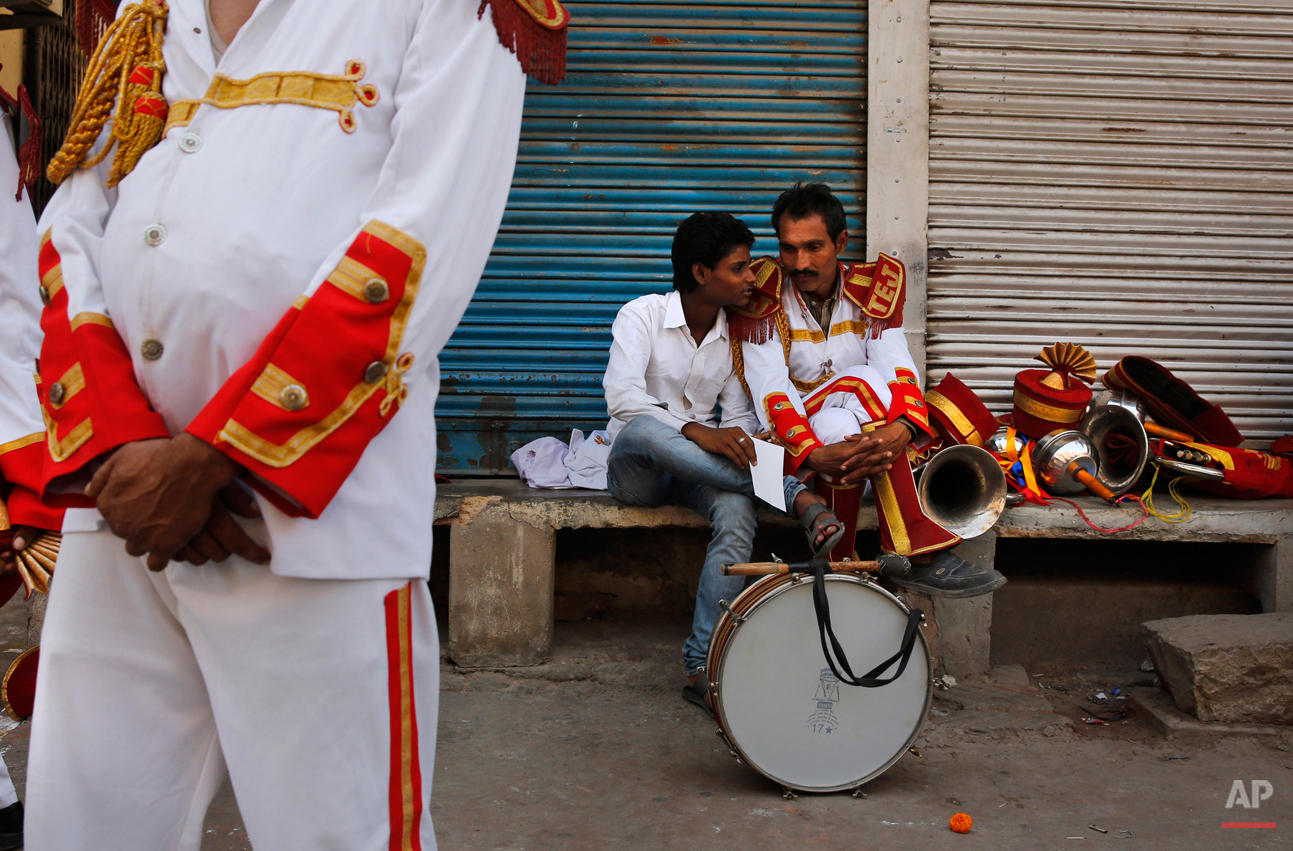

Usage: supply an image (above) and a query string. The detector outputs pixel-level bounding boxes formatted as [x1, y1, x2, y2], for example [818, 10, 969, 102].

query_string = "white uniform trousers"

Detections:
[0, 757, 15, 809]
[25, 527, 438, 851]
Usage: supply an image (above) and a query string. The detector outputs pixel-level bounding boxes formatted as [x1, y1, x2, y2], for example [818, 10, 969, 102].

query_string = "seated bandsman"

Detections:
[728, 183, 1006, 598]
[603, 211, 846, 710]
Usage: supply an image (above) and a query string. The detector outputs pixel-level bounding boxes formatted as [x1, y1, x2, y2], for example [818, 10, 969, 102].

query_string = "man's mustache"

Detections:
[789, 269, 817, 278]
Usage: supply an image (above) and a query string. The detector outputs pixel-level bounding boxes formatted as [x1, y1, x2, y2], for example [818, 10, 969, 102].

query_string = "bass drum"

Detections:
[707, 572, 931, 793]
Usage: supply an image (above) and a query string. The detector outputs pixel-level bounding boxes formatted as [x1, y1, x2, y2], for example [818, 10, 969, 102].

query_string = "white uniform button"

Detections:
[140, 338, 164, 360]
[178, 132, 203, 153]
[143, 224, 167, 246]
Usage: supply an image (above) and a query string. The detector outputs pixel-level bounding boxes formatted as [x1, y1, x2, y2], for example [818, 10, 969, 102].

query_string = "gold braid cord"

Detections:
[729, 307, 795, 403]
[47, 1, 169, 188]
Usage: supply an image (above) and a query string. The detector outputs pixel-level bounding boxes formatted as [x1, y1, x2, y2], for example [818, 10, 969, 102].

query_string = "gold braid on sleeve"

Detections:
[730, 334, 753, 401]
[46, 1, 169, 187]
[729, 306, 793, 403]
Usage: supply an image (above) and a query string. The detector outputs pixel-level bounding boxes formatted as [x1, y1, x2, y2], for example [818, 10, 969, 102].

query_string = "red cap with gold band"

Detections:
[926, 372, 999, 448]
[1012, 343, 1097, 439]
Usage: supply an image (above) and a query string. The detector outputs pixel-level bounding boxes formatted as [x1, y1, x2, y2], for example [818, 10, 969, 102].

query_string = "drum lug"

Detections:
[781, 787, 799, 800]
[718, 599, 746, 624]
[852, 787, 868, 799]
[714, 728, 741, 763]
[789, 572, 802, 584]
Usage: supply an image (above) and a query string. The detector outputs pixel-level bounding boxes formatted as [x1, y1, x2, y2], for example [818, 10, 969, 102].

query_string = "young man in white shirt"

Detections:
[604, 212, 877, 710]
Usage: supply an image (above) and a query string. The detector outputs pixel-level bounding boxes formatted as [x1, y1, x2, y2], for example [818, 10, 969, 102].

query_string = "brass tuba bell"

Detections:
[915, 444, 1008, 539]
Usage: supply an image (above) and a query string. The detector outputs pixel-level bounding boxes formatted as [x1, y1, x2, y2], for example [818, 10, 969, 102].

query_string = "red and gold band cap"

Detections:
[1012, 368, 1091, 439]
[926, 372, 999, 448]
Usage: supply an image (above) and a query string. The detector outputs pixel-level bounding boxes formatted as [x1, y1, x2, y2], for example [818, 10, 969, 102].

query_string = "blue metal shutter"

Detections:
[436, 0, 868, 474]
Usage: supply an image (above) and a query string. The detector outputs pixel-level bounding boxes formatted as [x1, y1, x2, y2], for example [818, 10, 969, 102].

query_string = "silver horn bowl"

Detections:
[915, 444, 1008, 539]
[1031, 430, 1098, 495]
[985, 430, 1027, 459]
[1079, 404, 1149, 496]
[1089, 388, 1149, 421]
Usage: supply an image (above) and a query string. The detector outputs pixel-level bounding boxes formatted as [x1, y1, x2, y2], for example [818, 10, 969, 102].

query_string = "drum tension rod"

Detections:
[852, 787, 868, 799]
[782, 787, 799, 800]
[718, 599, 746, 624]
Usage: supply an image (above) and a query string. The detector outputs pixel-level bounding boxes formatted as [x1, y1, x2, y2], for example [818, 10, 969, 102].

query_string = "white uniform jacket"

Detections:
[730, 255, 934, 472]
[603, 291, 760, 437]
[35, 0, 526, 579]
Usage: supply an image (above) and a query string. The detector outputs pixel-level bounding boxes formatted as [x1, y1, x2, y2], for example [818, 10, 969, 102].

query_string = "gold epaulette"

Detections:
[841, 253, 905, 338]
[725, 256, 783, 344]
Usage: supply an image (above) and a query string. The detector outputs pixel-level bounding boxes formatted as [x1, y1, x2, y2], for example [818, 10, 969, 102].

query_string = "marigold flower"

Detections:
[950, 812, 972, 834]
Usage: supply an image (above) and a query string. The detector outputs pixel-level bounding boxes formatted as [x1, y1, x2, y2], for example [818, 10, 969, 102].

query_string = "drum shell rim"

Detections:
[706, 572, 933, 793]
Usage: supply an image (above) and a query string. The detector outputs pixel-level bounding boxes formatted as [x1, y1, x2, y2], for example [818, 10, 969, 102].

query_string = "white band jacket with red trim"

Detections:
[35, 0, 526, 580]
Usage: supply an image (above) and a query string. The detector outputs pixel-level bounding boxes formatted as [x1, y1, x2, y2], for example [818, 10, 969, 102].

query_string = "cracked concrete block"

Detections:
[1251, 537, 1292, 614]
[448, 498, 555, 667]
[933, 532, 996, 679]
[1143, 613, 1293, 724]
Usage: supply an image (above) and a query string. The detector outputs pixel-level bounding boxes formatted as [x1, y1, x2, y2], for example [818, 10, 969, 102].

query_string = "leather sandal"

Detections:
[798, 502, 845, 559]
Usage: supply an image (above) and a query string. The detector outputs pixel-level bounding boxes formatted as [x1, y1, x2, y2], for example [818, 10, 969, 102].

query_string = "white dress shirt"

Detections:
[603, 291, 759, 435]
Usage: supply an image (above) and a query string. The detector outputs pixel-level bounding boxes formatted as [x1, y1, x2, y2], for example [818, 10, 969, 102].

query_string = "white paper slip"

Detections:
[750, 439, 787, 512]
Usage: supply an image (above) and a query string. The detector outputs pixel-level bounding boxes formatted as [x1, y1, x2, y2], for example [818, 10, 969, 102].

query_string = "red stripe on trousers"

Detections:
[385, 584, 423, 851]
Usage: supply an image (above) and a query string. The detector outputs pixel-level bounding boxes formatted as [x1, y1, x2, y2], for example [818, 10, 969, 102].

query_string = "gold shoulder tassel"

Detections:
[47, 0, 169, 188]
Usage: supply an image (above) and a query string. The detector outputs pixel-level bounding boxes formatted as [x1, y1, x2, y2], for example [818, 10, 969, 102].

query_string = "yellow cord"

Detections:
[47, 1, 169, 188]
[1140, 464, 1192, 524]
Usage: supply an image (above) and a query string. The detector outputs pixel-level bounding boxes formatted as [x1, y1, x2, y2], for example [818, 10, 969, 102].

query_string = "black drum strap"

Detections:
[807, 560, 924, 688]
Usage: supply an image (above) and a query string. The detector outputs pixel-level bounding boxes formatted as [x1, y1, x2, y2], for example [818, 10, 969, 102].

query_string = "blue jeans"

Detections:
[605, 416, 807, 675]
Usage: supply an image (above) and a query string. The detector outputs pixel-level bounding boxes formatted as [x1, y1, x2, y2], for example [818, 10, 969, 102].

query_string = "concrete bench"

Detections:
[435, 479, 1293, 674]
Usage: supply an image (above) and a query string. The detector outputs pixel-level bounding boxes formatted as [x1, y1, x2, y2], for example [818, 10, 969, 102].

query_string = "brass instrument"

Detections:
[915, 444, 1008, 539]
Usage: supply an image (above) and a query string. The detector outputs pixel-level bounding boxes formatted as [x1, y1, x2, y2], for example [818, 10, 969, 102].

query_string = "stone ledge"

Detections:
[1132, 690, 1286, 738]
[435, 478, 866, 531]
[437, 479, 1291, 541]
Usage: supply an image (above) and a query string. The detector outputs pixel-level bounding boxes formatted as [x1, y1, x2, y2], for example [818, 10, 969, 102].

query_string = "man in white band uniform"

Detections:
[24, 1, 549, 847]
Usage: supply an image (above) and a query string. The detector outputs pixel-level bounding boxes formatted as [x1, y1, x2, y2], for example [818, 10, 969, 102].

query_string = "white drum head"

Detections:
[713, 576, 930, 792]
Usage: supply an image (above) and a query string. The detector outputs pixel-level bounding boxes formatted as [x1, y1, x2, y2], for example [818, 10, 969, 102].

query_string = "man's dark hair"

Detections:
[771, 182, 847, 241]
[670, 211, 756, 293]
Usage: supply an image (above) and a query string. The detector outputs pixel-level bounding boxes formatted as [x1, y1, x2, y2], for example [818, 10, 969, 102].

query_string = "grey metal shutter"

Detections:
[927, 0, 1293, 444]
[436, 0, 868, 474]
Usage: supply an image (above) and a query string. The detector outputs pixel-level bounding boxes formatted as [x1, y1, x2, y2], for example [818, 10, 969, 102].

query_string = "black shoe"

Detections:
[892, 550, 1006, 599]
[0, 800, 22, 851]
[682, 679, 713, 716]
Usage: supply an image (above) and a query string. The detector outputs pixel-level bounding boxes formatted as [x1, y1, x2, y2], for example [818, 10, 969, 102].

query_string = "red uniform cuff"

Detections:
[5, 485, 70, 531]
[36, 233, 170, 494]
[886, 369, 934, 440]
[764, 392, 824, 473]
[188, 220, 426, 519]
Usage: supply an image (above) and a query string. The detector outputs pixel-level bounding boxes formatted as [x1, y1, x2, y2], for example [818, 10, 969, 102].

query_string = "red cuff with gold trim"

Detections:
[887, 369, 934, 440]
[36, 232, 170, 493]
[764, 392, 823, 473]
[0, 436, 46, 495]
[5, 485, 69, 531]
[186, 220, 426, 519]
